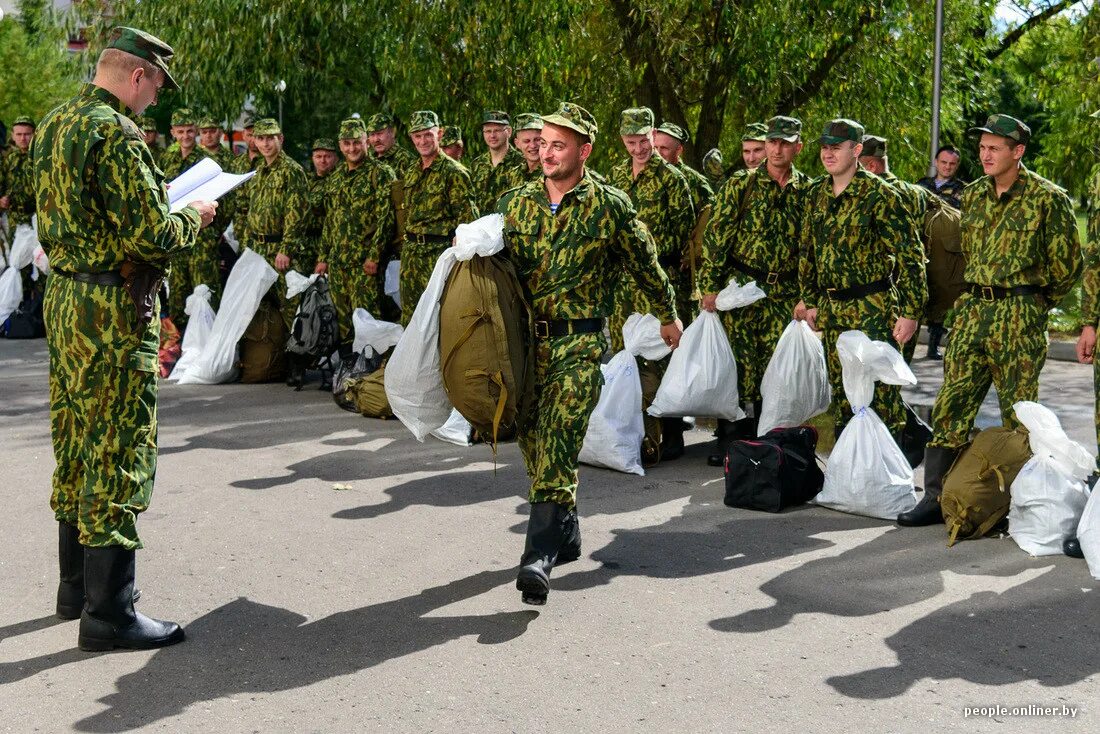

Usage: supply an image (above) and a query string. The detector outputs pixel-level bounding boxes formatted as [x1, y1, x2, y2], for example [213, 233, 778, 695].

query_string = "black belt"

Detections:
[825, 277, 892, 301]
[729, 256, 796, 287]
[405, 233, 452, 246]
[657, 253, 682, 268]
[534, 318, 604, 340]
[259, 234, 283, 244]
[304, 228, 322, 239]
[967, 283, 1045, 301]
[54, 268, 124, 287]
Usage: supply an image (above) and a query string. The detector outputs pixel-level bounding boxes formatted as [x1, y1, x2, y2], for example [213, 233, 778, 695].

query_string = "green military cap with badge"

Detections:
[741, 122, 767, 142]
[514, 113, 543, 132]
[440, 126, 463, 146]
[366, 112, 397, 133]
[312, 137, 338, 151]
[619, 107, 655, 136]
[482, 110, 510, 126]
[860, 134, 888, 158]
[252, 118, 282, 136]
[197, 115, 221, 130]
[542, 102, 598, 140]
[655, 122, 688, 142]
[766, 115, 801, 142]
[408, 110, 440, 133]
[968, 114, 1030, 145]
[819, 118, 864, 144]
[106, 26, 179, 91]
[12, 115, 36, 129]
[171, 107, 196, 127]
[338, 117, 367, 140]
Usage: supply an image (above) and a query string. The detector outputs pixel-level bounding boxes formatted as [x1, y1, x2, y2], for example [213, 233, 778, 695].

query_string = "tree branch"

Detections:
[987, 0, 1075, 61]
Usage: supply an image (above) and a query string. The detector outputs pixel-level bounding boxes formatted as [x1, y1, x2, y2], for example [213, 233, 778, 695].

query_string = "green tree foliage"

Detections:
[0, 6, 80, 129]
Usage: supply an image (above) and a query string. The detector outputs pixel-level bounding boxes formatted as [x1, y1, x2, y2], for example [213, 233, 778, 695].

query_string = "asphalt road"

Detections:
[1, 337, 1097, 733]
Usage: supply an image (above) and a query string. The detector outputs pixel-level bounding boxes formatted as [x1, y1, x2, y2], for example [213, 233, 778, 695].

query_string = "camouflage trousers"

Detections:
[818, 289, 906, 434]
[328, 261, 381, 343]
[929, 294, 1048, 449]
[518, 333, 604, 510]
[400, 241, 448, 327]
[608, 263, 692, 353]
[722, 287, 800, 405]
[166, 232, 222, 326]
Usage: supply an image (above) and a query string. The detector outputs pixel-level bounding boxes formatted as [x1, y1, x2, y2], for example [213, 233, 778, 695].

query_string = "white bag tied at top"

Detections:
[757, 320, 832, 436]
[0, 224, 39, 325]
[351, 308, 404, 357]
[816, 330, 918, 520]
[1008, 401, 1094, 557]
[580, 313, 671, 475]
[284, 270, 319, 300]
[385, 213, 504, 441]
[647, 279, 765, 420]
[168, 284, 217, 379]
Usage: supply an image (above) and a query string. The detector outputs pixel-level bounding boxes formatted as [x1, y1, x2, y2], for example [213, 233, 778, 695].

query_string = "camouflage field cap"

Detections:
[619, 107, 655, 136]
[542, 102, 598, 140]
[12, 115, 36, 129]
[171, 108, 196, 127]
[136, 116, 157, 132]
[860, 134, 888, 158]
[366, 112, 396, 132]
[968, 114, 1030, 145]
[766, 116, 801, 142]
[312, 137, 338, 151]
[655, 122, 688, 143]
[482, 110, 510, 126]
[408, 110, 440, 133]
[252, 118, 282, 136]
[514, 113, 543, 132]
[106, 26, 179, 91]
[741, 122, 767, 142]
[440, 126, 463, 146]
[338, 118, 367, 140]
[702, 148, 723, 178]
[819, 118, 864, 144]
[197, 115, 221, 129]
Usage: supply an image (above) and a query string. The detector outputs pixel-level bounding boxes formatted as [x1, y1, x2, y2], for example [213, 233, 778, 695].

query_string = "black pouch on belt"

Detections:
[120, 262, 166, 327]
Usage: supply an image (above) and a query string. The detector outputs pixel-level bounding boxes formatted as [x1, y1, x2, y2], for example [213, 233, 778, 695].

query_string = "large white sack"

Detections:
[176, 249, 278, 384]
[647, 311, 743, 419]
[757, 320, 831, 436]
[579, 313, 670, 475]
[385, 213, 503, 441]
[1077, 486, 1100, 580]
[352, 308, 403, 356]
[816, 330, 918, 520]
[430, 408, 473, 446]
[0, 224, 38, 325]
[168, 284, 217, 379]
[1008, 401, 1094, 556]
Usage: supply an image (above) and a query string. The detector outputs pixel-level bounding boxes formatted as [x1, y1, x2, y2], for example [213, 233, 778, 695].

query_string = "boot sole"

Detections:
[78, 627, 185, 652]
[516, 572, 549, 606]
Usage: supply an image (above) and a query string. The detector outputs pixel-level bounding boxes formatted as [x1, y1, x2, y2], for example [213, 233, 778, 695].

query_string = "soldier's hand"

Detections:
[314, 262, 328, 275]
[701, 293, 718, 313]
[1078, 326, 1096, 364]
[0, 195, 9, 209]
[794, 301, 818, 330]
[274, 253, 291, 272]
[661, 319, 683, 350]
[893, 317, 918, 345]
[189, 200, 218, 228]
[363, 259, 378, 276]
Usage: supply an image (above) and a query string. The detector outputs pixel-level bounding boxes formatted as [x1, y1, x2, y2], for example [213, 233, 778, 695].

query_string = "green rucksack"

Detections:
[438, 253, 533, 448]
[924, 199, 962, 254]
[941, 426, 1032, 546]
[345, 364, 393, 419]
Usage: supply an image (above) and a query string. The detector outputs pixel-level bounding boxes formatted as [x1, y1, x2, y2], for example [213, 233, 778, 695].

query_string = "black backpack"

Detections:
[724, 426, 824, 512]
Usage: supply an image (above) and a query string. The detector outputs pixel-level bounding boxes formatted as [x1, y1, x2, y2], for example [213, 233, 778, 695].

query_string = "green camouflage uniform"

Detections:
[374, 143, 417, 177]
[880, 168, 934, 363]
[304, 172, 333, 269]
[32, 83, 202, 548]
[1, 144, 35, 227]
[159, 142, 210, 322]
[1084, 163, 1100, 464]
[470, 146, 525, 214]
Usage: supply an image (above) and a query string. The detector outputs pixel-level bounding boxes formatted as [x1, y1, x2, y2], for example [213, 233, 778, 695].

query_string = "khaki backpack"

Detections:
[941, 427, 1031, 546]
[240, 300, 288, 383]
[438, 253, 533, 448]
[345, 364, 393, 419]
[924, 200, 962, 254]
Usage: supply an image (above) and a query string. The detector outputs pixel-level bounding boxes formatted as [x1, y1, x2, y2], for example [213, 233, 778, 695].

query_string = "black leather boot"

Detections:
[707, 419, 737, 467]
[78, 547, 184, 651]
[516, 502, 574, 605]
[659, 418, 686, 461]
[897, 445, 962, 526]
[925, 324, 944, 361]
[557, 512, 582, 566]
[1064, 537, 1085, 559]
[57, 523, 84, 620]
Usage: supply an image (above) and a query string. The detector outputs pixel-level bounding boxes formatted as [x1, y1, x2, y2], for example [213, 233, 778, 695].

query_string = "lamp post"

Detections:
[929, 0, 945, 178]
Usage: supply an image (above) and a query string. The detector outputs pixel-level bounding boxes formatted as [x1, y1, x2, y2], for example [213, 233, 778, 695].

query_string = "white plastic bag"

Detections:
[384, 260, 401, 307]
[816, 330, 918, 520]
[714, 278, 766, 311]
[285, 270, 318, 299]
[430, 408, 473, 446]
[223, 222, 241, 254]
[0, 224, 38, 325]
[1008, 401, 1094, 556]
[385, 213, 503, 441]
[757, 320, 831, 436]
[1077, 485, 1100, 580]
[580, 313, 670, 475]
[169, 285, 217, 379]
[176, 249, 278, 384]
[352, 308, 403, 356]
[32, 245, 49, 275]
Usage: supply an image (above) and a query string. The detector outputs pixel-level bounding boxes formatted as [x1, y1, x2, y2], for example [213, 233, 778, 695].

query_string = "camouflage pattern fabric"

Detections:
[320, 159, 397, 342]
[470, 146, 525, 213]
[32, 83, 202, 548]
[677, 162, 714, 211]
[1085, 164, 1100, 465]
[498, 171, 677, 508]
[232, 151, 261, 174]
[929, 167, 1082, 449]
[160, 143, 212, 323]
[882, 170, 933, 363]
[304, 172, 334, 270]
[374, 143, 417, 179]
[0, 145, 35, 226]
[916, 175, 965, 210]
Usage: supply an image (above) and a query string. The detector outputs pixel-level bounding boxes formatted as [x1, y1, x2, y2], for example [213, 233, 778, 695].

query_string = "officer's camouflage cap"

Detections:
[968, 114, 1030, 145]
[514, 113, 543, 132]
[819, 118, 864, 144]
[440, 126, 463, 146]
[136, 116, 157, 132]
[619, 107, 655, 136]
[408, 110, 440, 133]
[12, 115, 36, 129]
[542, 102, 598, 140]
[312, 137, 338, 151]
[482, 110, 510, 126]
[197, 115, 221, 129]
[338, 118, 367, 140]
[655, 122, 688, 143]
[106, 26, 179, 91]
[766, 115, 801, 142]
[252, 118, 282, 136]
[741, 122, 767, 142]
[171, 108, 196, 126]
[859, 134, 888, 158]
[366, 112, 396, 132]
[702, 148, 723, 178]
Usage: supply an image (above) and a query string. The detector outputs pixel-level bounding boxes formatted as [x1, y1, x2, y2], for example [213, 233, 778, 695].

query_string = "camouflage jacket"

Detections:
[200, 144, 236, 172]
[700, 161, 808, 295]
[884, 171, 932, 218]
[608, 154, 694, 259]
[320, 159, 396, 266]
[916, 175, 965, 210]
[159, 142, 207, 182]
[0, 145, 35, 225]
[518, 161, 543, 184]
[677, 162, 714, 212]
[31, 83, 201, 370]
[239, 150, 310, 262]
[1087, 163, 1100, 255]
[401, 151, 478, 238]
[374, 144, 417, 180]
[960, 166, 1082, 305]
[497, 172, 677, 324]
[231, 151, 262, 174]
[1083, 165, 1100, 326]
[470, 146, 526, 213]
[799, 167, 926, 319]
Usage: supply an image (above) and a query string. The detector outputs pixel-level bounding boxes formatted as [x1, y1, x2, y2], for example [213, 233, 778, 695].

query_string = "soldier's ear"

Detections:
[578, 141, 593, 162]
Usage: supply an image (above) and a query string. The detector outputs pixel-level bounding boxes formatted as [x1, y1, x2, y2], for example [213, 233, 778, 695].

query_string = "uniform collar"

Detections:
[85, 83, 133, 118]
[982, 164, 1030, 203]
[529, 169, 595, 209]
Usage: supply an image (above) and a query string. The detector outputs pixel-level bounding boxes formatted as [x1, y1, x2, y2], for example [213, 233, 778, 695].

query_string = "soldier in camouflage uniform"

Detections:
[899, 115, 1083, 527]
[304, 137, 339, 271]
[0, 116, 36, 228]
[160, 108, 209, 324]
[136, 116, 162, 162]
[700, 116, 809, 464]
[399, 110, 478, 325]
[513, 113, 544, 183]
[700, 123, 768, 190]
[794, 119, 925, 438]
[652, 121, 714, 298]
[32, 27, 217, 650]
[367, 111, 417, 174]
[498, 102, 681, 605]
[470, 110, 525, 213]
[197, 115, 236, 170]
[440, 125, 465, 162]
[231, 115, 261, 174]
[315, 118, 396, 347]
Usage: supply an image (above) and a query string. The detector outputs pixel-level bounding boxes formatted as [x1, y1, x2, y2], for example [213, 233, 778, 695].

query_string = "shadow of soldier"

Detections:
[70, 568, 534, 733]
[332, 464, 528, 520]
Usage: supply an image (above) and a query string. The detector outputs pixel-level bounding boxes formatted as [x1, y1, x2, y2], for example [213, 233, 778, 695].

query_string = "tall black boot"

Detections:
[925, 323, 944, 361]
[897, 445, 963, 526]
[78, 547, 184, 651]
[57, 523, 84, 620]
[707, 419, 737, 467]
[516, 502, 574, 605]
[660, 417, 686, 461]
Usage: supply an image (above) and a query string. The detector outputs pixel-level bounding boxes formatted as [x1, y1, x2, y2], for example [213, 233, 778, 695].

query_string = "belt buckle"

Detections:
[981, 286, 995, 302]
[766, 272, 779, 286]
[535, 320, 550, 339]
